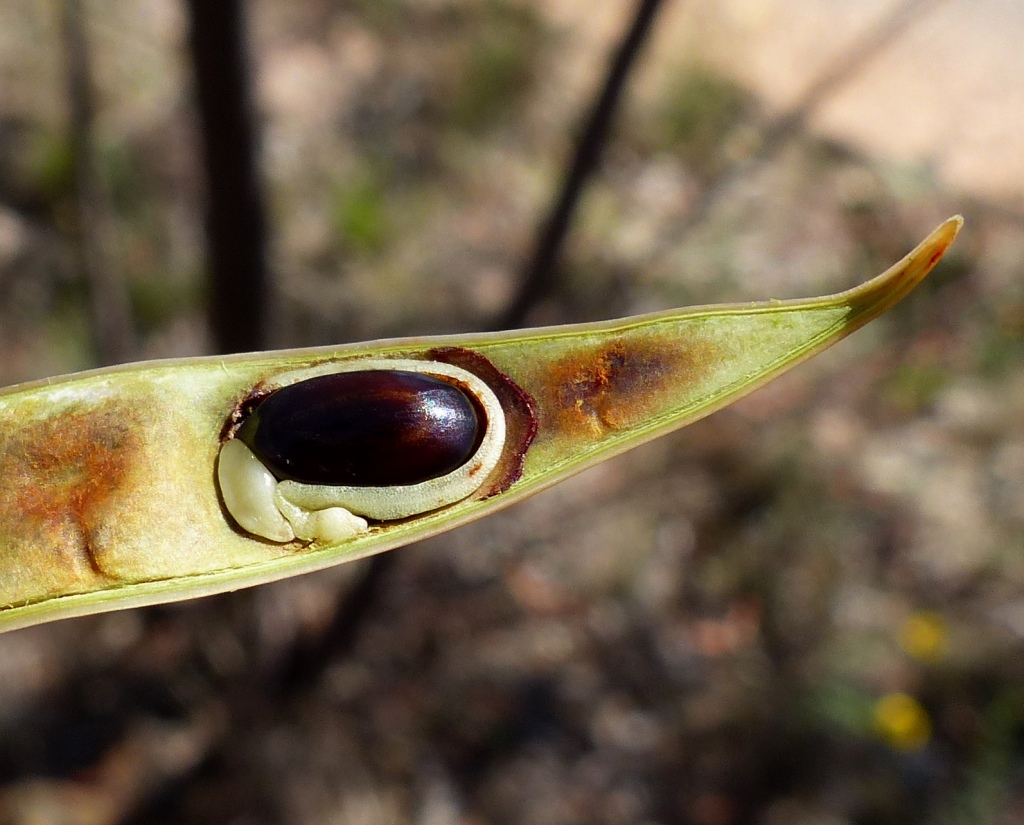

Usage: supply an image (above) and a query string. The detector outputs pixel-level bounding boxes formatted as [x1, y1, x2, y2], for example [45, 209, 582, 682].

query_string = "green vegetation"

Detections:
[652, 67, 754, 175]
[331, 168, 391, 255]
[446, 1, 545, 132]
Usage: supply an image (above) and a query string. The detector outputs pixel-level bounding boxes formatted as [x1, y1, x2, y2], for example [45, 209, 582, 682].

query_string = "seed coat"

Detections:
[237, 370, 484, 487]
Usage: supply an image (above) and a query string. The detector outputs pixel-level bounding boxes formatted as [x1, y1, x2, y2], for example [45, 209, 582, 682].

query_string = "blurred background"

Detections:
[0, 0, 1023, 823]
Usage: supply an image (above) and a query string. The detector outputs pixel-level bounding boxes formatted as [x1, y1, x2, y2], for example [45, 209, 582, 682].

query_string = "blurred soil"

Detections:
[0, 1, 1023, 824]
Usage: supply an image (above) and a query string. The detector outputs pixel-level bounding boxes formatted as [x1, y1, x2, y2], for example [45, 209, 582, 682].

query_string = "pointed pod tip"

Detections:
[900, 213, 964, 284]
[840, 215, 964, 318]
[929, 214, 964, 258]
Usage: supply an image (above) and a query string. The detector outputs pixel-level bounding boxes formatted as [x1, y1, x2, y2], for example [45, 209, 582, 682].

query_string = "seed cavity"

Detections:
[218, 359, 507, 543]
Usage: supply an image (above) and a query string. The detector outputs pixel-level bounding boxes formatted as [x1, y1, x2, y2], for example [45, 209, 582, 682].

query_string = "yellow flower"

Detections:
[874, 692, 932, 752]
[900, 611, 948, 662]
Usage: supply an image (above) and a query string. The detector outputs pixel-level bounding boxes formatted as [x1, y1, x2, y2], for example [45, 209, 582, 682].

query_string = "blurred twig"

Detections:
[651, 0, 953, 260]
[270, 552, 398, 698]
[186, 0, 270, 354]
[61, 0, 136, 364]
[499, 0, 668, 330]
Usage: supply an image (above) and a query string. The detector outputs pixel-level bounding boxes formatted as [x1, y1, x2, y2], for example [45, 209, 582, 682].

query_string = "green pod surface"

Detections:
[0, 217, 962, 632]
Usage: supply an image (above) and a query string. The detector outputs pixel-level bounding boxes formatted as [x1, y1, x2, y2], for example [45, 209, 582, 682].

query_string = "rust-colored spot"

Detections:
[0, 401, 142, 583]
[926, 246, 947, 269]
[429, 347, 538, 496]
[533, 336, 714, 441]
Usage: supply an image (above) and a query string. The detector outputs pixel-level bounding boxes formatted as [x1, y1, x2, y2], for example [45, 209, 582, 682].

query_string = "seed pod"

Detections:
[217, 359, 507, 543]
[0, 217, 962, 633]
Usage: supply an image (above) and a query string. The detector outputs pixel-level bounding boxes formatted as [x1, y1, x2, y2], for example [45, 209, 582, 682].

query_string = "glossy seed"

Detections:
[236, 370, 485, 487]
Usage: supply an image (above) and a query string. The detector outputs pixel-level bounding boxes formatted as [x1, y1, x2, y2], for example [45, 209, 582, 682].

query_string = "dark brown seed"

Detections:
[236, 370, 484, 486]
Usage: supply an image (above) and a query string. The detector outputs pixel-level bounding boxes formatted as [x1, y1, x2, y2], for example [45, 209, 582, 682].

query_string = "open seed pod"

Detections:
[0, 217, 962, 632]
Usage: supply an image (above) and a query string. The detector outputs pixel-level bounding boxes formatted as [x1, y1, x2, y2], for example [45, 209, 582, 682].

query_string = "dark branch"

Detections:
[61, 0, 136, 364]
[498, 0, 667, 330]
[269, 552, 398, 698]
[186, 0, 270, 354]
